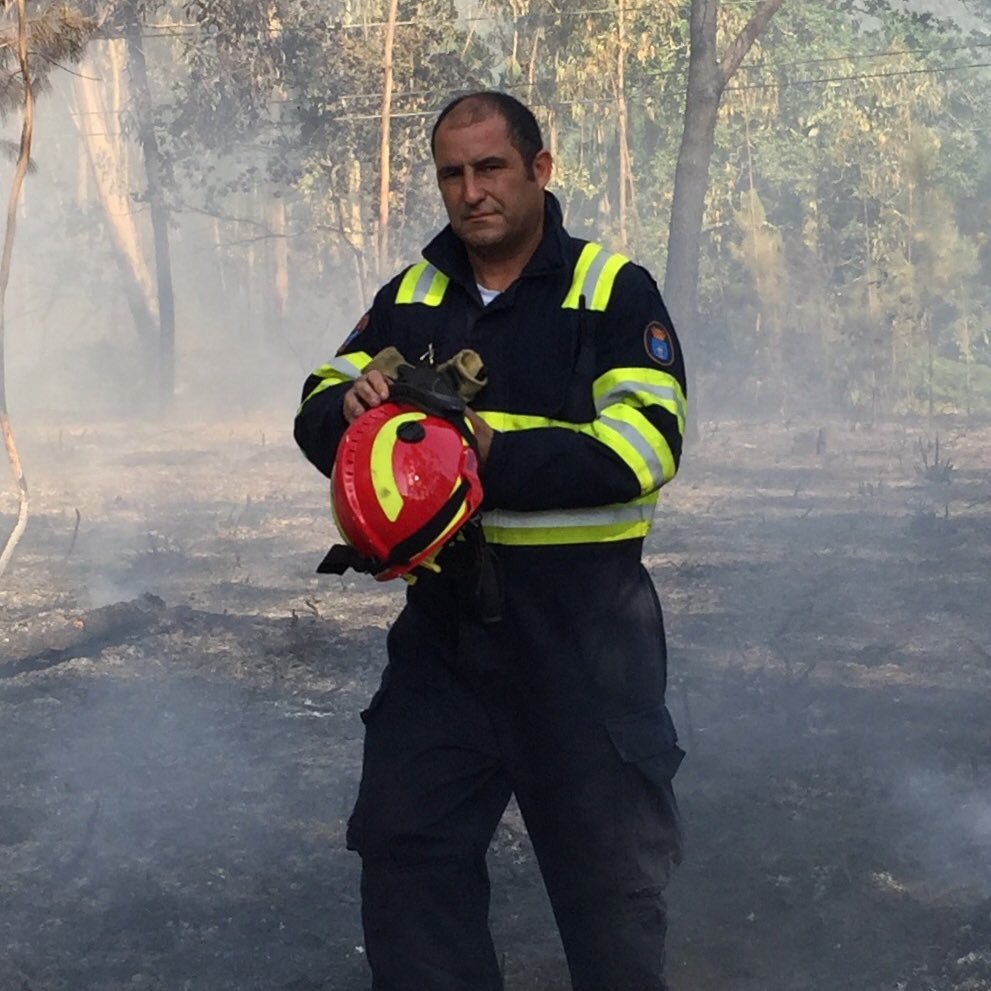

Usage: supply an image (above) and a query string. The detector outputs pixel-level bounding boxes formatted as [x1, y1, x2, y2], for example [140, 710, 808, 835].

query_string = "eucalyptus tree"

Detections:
[663, 0, 784, 364]
[0, 2, 94, 578]
[163, 0, 490, 310]
[694, 0, 991, 415]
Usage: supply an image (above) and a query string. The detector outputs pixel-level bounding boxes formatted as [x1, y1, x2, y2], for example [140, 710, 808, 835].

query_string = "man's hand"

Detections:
[465, 409, 494, 469]
[343, 370, 391, 424]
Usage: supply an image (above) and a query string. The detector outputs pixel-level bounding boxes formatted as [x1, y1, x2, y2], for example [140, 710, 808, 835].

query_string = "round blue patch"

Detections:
[644, 321, 674, 366]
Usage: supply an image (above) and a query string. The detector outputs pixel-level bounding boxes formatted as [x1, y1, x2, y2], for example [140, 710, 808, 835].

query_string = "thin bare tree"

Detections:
[377, 0, 400, 281]
[0, 0, 34, 579]
[0, 2, 93, 578]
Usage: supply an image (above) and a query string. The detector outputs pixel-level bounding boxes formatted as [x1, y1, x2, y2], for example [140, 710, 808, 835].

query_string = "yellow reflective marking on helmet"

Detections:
[369, 412, 426, 523]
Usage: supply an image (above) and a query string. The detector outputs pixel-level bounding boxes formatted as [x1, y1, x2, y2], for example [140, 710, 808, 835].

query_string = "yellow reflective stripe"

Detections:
[396, 263, 426, 303]
[314, 352, 374, 381]
[562, 242, 629, 312]
[484, 520, 650, 545]
[370, 412, 425, 522]
[482, 494, 657, 545]
[593, 367, 687, 434]
[297, 352, 374, 413]
[591, 251, 629, 311]
[424, 268, 449, 306]
[595, 404, 675, 493]
[477, 410, 560, 431]
[561, 243, 602, 310]
[478, 407, 674, 495]
[396, 261, 450, 306]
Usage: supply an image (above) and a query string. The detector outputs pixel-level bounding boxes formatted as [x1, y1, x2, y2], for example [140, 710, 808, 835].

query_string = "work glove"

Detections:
[365, 347, 488, 403]
[364, 345, 410, 380]
[436, 350, 488, 403]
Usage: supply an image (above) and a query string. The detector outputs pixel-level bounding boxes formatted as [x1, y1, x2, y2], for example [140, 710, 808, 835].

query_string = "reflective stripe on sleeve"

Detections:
[482, 493, 657, 546]
[593, 367, 687, 434]
[562, 242, 629, 312]
[478, 406, 676, 496]
[596, 405, 675, 492]
[396, 261, 450, 306]
[297, 351, 373, 412]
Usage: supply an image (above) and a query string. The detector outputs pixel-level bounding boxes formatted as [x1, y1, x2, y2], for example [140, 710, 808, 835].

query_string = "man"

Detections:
[295, 92, 687, 991]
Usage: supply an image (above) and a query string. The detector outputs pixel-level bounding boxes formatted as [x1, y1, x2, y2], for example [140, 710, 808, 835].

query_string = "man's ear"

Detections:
[533, 149, 553, 189]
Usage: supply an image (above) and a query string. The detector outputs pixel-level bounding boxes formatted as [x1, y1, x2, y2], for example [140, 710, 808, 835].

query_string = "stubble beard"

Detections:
[457, 211, 539, 263]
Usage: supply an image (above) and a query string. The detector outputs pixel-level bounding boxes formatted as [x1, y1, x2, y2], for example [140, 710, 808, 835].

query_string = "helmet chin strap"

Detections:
[317, 477, 473, 578]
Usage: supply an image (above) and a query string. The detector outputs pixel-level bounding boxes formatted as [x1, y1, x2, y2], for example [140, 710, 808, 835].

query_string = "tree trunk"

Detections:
[616, 0, 631, 250]
[267, 197, 290, 341]
[663, 0, 785, 425]
[377, 0, 399, 281]
[0, 0, 34, 580]
[72, 48, 158, 351]
[665, 1, 718, 328]
[125, 20, 176, 408]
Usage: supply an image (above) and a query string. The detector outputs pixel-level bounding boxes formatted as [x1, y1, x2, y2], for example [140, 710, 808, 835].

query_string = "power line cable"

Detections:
[64, 52, 991, 125]
[725, 60, 991, 91]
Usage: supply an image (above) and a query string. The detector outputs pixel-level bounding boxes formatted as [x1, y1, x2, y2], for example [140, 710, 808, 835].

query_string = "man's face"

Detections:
[433, 113, 552, 259]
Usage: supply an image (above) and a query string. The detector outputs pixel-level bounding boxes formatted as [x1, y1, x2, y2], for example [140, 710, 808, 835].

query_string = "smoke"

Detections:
[890, 765, 991, 897]
[1, 670, 364, 990]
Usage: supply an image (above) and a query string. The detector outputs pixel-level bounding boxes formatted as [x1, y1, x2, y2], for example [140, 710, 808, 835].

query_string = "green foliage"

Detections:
[930, 356, 991, 411]
[0, 3, 95, 118]
[14, 0, 991, 417]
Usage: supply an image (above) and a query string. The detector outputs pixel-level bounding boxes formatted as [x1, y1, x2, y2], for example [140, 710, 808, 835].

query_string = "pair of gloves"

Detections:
[363, 346, 488, 404]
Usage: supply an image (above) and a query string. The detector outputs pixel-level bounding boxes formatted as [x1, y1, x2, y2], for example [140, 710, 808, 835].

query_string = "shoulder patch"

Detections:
[644, 321, 674, 366]
[337, 311, 370, 355]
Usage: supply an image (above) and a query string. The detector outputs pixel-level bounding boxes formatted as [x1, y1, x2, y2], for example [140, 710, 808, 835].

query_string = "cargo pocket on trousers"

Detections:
[606, 704, 686, 863]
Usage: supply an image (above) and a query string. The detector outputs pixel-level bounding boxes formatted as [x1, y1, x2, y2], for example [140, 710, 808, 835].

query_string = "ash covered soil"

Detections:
[1, 412, 990, 991]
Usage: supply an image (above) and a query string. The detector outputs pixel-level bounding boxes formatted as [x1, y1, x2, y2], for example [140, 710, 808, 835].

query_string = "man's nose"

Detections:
[462, 169, 484, 204]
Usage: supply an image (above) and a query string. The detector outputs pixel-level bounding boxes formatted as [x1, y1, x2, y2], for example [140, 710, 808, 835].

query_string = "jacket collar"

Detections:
[421, 191, 572, 293]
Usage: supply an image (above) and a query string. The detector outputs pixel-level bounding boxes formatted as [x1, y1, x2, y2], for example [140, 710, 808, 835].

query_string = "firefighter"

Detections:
[294, 91, 687, 991]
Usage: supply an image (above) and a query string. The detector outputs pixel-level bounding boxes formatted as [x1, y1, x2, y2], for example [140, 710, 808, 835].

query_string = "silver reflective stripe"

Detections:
[598, 413, 667, 489]
[575, 245, 610, 305]
[482, 501, 654, 531]
[596, 380, 687, 422]
[323, 355, 365, 380]
[410, 262, 438, 303]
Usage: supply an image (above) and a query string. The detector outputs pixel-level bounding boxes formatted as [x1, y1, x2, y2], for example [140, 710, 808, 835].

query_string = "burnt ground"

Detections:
[1, 411, 990, 991]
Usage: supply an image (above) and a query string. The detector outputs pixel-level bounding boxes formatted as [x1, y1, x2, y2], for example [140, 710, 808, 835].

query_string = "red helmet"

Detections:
[329, 402, 483, 581]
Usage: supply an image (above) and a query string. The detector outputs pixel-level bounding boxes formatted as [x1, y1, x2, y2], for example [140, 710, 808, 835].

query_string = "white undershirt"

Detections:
[477, 284, 501, 306]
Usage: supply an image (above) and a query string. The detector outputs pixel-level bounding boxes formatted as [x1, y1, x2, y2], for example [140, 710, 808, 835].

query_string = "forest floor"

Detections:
[1, 409, 990, 991]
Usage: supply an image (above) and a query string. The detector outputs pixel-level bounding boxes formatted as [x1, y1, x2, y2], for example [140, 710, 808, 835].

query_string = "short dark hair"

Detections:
[431, 91, 544, 175]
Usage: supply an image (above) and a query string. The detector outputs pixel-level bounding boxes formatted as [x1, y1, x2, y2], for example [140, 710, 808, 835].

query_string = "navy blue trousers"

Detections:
[346, 544, 684, 991]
